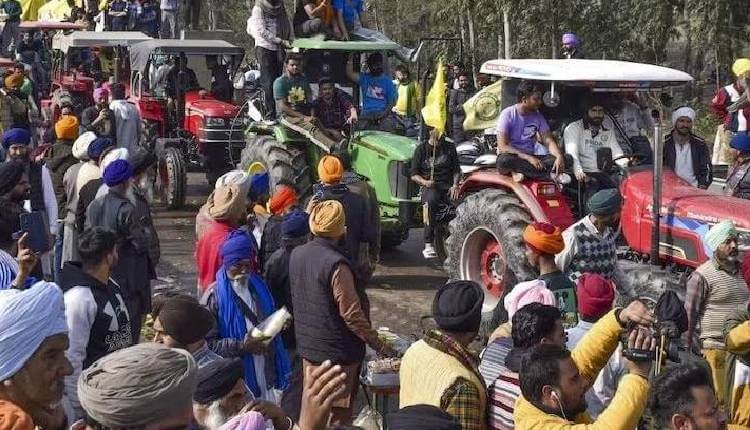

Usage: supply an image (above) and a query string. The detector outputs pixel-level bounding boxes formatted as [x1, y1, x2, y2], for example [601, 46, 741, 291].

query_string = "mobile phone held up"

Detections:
[19, 212, 51, 254]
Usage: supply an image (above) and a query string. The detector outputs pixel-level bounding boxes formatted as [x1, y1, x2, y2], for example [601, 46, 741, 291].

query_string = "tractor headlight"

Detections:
[230, 117, 247, 127]
[205, 117, 225, 128]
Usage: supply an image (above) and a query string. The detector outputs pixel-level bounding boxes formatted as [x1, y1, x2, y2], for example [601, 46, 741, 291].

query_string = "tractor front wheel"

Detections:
[444, 188, 536, 338]
[158, 147, 187, 210]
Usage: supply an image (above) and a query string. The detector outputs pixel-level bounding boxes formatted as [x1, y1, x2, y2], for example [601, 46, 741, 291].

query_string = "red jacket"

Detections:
[710, 83, 750, 130]
[195, 220, 235, 292]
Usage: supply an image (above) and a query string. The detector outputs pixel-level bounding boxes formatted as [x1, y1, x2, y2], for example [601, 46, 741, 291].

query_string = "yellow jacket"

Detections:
[726, 320, 750, 430]
[513, 310, 649, 430]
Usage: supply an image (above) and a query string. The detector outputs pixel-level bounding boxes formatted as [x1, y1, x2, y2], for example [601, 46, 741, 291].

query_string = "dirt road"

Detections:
[152, 172, 446, 339]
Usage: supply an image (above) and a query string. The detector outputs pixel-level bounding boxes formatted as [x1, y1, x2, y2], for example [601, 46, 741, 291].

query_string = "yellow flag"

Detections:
[421, 60, 447, 137]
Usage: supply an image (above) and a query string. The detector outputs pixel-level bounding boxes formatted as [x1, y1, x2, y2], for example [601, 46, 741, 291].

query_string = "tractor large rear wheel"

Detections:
[240, 135, 312, 198]
[158, 147, 187, 210]
[444, 189, 536, 338]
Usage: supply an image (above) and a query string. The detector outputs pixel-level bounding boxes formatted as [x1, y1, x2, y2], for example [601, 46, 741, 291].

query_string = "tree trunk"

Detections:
[682, 2, 694, 99]
[467, 2, 477, 87]
[503, 7, 511, 59]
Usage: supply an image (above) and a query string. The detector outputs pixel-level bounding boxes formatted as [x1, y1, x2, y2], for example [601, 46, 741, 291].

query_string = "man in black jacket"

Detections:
[664, 107, 712, 189]
[448, 72, 474, 143]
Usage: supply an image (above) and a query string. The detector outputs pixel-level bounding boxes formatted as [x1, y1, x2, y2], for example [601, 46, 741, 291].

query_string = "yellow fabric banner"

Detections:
[420, 60, 447, 137]
[37, 0, 72, 22]
[21, 0, 47, 21]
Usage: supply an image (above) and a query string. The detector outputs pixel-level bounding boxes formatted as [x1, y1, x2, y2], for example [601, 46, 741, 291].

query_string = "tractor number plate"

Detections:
[546, 200, 560, 208]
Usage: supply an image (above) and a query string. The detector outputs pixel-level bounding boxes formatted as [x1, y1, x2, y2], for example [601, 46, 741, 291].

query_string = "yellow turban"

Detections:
[733, 58, 750, 78]
[309, 200, 345, 239]
[4, 72, 23, 90]
[55, 115, 80, 141]
[318, 155, 343, 184]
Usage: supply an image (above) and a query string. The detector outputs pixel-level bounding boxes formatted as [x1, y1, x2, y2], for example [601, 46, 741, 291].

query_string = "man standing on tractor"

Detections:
[159, 0, 181, 38]
[448, 72, 473, 143]
[664, 107, 712, 189]
[495, 80, 566, 182]
[563, 94, 625, 198]
[410, 128, 460, 259]
[684, 220, 750, 409]
[393, 65, 420, 137]
[711, 58, 750, 170]
[248, 0, 292, 119]
[81, 87, 116, 143]
[346, 52, 398, 133]
[556, 189, 621, 282]
[273, 54, 341, 150]
[312, 77, 358, 141]
[0, 0, 22, 58]
[559, 33, 585, 59]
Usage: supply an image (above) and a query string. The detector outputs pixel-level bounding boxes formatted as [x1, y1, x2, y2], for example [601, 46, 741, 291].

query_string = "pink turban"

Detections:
[504, 279, 557, 321]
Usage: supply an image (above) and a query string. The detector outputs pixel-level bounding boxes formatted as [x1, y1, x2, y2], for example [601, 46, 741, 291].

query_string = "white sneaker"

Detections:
[423, 243, 438, 259]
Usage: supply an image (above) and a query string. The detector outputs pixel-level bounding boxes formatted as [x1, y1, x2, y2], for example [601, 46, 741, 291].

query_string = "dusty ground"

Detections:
[151, 172, 447, 340]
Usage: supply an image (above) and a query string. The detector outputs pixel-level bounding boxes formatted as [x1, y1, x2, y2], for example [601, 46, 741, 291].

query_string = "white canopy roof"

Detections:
[480, 59, 693, 89]
[52, 31, 152, 52]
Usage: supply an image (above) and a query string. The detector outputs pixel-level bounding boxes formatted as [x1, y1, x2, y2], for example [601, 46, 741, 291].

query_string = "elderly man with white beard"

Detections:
[193, 358, 294, 430]
[129, 148, 160, 271]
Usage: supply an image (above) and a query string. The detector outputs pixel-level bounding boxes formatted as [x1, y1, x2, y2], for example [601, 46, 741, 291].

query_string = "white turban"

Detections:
[215, 170, 251, 196]
[78, 343, 198, 428]
[72, 131, 97, 161]
[0, 282, 67, 381]
[672, 107, 696, 126]
[101, 148, 129, 172]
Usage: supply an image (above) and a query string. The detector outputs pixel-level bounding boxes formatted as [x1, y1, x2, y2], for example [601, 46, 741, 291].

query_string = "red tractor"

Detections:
[128, 39, 246, 209]
[443, 58, 750, 325]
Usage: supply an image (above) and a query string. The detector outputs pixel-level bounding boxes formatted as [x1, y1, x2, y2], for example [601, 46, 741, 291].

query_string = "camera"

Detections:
[621, 320, 686, 363]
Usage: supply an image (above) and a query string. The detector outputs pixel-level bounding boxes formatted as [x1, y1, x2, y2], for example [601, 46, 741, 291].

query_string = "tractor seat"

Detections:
[460, 153, 497, 174]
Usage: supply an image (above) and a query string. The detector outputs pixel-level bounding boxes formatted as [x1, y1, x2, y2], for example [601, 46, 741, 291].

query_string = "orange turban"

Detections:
[4, 72, 23, 90]
[522, 222, 564, 256]
[318, 155, 343, 184]
[55, 115, 80, 141]
[268, 185, 297, 215]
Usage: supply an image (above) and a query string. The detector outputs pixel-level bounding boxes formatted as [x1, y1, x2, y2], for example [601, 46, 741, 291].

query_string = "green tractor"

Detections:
[239, 39, 420, 248]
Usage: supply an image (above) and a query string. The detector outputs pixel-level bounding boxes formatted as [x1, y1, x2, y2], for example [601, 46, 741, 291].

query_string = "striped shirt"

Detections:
[489, 367, 521, 430]
[0, 249, 19, 290]
[479, 337, 512, 387]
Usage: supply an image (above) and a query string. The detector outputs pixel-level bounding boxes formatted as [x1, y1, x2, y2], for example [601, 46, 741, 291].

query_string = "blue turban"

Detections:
[102, 159, 133, 187]
[220, 230, 255, 268]
[88, 137, 114, 161]
[731, 133, 750, 154]
[249, 172, 270, 198]
[282, 210, 309, 238]
[0, 282, 67, 381]
[2, 128, 31, 149]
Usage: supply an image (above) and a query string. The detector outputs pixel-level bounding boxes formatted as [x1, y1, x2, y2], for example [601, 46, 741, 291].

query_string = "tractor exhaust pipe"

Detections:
[650, 117, 663, 265]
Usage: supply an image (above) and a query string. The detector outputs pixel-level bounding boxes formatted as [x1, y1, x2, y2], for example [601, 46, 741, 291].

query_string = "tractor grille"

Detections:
[389, 161, 419, 200]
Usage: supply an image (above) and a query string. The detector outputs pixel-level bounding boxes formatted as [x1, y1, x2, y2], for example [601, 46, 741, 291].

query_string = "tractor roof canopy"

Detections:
[129, 39, 245, 71]
[292, 38, 399, 52]
[52, 31, 152, 53]
[19, 21, 87, 32]
[480, 59, 693, 89]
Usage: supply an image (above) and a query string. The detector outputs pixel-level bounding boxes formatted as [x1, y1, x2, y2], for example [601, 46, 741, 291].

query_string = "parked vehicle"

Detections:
[129, 39, 245, 209]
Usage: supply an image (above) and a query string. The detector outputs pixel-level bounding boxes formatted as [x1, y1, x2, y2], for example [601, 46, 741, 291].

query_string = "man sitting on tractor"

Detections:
[165, 53, 200, 101]
[556, 188, 621, 283]
[495, 80, 566, 182]
[273, 54, 340, 150]
[312, 77, 358, 141]
[563, 94, 625, 199]
[664, 106, 712, 189]
[346, 52, 398, 133]
[207, 55, 233, 103]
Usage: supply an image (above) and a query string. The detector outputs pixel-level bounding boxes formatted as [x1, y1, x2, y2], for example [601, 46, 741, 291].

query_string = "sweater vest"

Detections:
[83, 280, 133, 368]
[695, 261, 750, 346]
[568, 223, 617, 281]
[289, 237, 365, 365]
[399, 339, 487, 428]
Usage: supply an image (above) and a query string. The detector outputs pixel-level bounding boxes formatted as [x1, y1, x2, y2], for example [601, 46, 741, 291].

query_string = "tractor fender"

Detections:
[458, 170, 550, 222]
[153, 137, 185, 157]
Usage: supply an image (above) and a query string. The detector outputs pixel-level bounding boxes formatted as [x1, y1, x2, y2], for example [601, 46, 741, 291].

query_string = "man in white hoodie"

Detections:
[109, 83, 141, 153]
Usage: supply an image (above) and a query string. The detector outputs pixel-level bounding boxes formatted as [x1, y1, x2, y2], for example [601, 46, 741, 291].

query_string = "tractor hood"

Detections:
[352, 131, 417, 161]
[622, 168, 750, 229]
[185, 92, 240, 118]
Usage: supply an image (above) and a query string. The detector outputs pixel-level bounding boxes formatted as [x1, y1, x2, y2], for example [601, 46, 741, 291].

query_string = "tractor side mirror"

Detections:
[597, 147, 613, 172]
